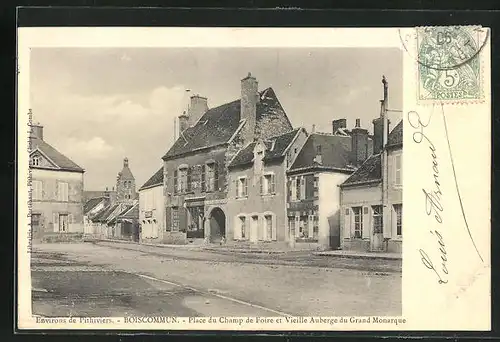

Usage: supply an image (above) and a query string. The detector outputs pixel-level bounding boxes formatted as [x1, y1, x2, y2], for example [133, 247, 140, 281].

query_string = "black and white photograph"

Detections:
[17, 26, 491, 331]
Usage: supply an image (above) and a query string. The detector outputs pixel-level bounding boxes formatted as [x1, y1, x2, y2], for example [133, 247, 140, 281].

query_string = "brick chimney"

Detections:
[240, 72, 259, 145]
[332, 119, 347, 134]
[351, 118, 369, 165]
[188, 94, 208, 126]
[373, 100, 391, 154]
[30, 123, 44, 140]
[178, 111, 189, 133]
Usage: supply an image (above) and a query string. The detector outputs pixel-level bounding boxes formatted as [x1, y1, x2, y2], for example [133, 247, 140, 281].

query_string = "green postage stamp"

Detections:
[417, 26, 488, 102]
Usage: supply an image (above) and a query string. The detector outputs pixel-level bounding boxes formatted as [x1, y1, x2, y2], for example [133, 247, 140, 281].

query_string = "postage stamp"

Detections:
[416, 26, 488, 103]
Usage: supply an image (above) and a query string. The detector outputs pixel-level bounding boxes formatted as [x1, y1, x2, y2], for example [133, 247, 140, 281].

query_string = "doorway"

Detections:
[250, 215, 259, 242]
[209, 207, 226, 243]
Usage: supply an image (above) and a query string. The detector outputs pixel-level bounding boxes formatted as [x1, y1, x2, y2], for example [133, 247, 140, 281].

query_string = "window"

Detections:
[372, 205, 383, 234]
[171, 207, 179, 232]
[237, 177, 248, 198]
[353, 207, 363, 238]
[59, 214, 69, 232]
[394, 154, 402, 186]
[394, 204, 402, 236]
[261, 173, 275, 195]
[57, 182, 69, 202]
[313, 215, 319, 239]
[316, 145, 322, 154]
[31, 156, 40, 166]
[205, 163, 216, 192]
[32, 180, 43, 201]
[298, 216, 308, 238]
[177, 167, 188, 192]
[240, 216, 246, 239]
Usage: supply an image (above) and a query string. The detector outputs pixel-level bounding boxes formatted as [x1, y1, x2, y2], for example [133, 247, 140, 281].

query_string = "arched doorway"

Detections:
[209, 207, 226, 243]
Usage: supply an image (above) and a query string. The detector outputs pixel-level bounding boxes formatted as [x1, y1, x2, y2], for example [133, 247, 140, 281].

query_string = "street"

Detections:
[31, 242, 401, 317]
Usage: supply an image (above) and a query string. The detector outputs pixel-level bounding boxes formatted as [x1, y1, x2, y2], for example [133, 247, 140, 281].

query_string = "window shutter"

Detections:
[234, 217, 242, 240]
[244, 178, 248, 197]
[272, 215, 277, 241]
[53, 213, 59, 232]
[343, 208, 351, 239]
[271, 174, 276, 194]
[187, 167, 192, 192]
[260, 176, 264, 194]
[179, 207, 187, 233]
[165, 207, 172, 231]
[295, 216, 300, 238]
[305, 175, 314, 199]
[173, 170, 178, 194]
[201, 164, 206, 192]
[362, 206, 370, 239]
[287, 179, 291, 200]
[308, 215, 314, 238]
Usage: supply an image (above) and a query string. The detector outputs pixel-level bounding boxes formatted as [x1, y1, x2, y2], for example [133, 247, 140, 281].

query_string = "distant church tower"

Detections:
[116, 157, 136, 203]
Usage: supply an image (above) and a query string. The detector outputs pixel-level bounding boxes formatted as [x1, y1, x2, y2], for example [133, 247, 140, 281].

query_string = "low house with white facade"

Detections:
[138, 167, 165, 243]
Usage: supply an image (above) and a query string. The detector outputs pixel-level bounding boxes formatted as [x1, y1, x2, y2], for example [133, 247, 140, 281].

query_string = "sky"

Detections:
[30, 47, 402, 191]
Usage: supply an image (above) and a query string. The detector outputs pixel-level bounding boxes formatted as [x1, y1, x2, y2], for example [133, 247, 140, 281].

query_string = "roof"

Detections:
[109, 204, 135, 224]
[84, 197, 106, 215]
[289, 133, 355, 172]
[139, 167, 164, 191]
[341, 153, 382, 187]
[92, 204, 119, 222]
[30, 137, 84, 172]
[118, 203, 139, 220]
[119, 166, 135, 180]
[163, 87, 291, 160]
[229, 128, 301, 168]
[387, 120, 403, 147]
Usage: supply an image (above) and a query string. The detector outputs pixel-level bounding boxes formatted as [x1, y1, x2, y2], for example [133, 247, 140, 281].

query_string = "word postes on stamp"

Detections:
[416, 26, 488, 103]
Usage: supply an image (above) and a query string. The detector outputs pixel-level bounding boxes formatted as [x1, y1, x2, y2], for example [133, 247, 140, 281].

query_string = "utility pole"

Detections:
[381, 75, 389, 250]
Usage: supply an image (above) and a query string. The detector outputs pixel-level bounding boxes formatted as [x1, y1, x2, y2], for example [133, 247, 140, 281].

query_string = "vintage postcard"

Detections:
[17, 26, 491, 331]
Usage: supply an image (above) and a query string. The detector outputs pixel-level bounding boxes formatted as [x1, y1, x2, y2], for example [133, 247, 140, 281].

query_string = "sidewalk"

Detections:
[85, 238, 205, 250]
[313, 250, 402, 260]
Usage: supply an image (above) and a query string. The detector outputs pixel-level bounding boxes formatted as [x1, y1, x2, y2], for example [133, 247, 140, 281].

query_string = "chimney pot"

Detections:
[312, 124, 316, 133]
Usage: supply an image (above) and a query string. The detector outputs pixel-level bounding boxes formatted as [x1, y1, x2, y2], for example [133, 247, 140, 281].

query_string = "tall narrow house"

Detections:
[29, 123, 85, 241]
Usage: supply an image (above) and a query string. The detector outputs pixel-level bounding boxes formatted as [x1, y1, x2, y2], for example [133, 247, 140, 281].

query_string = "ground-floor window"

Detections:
[234, 215, 248, 240]
[171, 207, 179, 232]
[352, 206, 363, 238]
[59, 214, 69, 232]
[393, 204, 402, 237]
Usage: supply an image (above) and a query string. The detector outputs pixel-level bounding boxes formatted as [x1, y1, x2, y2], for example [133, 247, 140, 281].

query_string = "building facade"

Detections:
[340, 120, 403, 253]
[286, 119, 373, 250]
[226, 128, 308, 244]
[29, 123, 85, 241]
[160, 73, 294, 245]
[138, 167, 165, 243]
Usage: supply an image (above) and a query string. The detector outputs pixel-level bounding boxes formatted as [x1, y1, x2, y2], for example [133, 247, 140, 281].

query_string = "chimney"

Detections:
[312, 124, 316, 133]
[188, 94, 208, 126]
[30, 123, 44, 140]
[241, 72, 259, 144]
[373, 100, 391, 154]
[178, 111, 189, 132]
[332, 119, 347, 134]
[351, 118, 369, 165]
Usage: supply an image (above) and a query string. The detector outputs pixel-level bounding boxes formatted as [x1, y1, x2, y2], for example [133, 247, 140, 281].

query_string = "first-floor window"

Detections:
[372, 205, 383, 234]
[237, 177, 248, 198]
[57, 182, 69, 202]
[32, 180, 43, 201]
[353, 207, 363, 238]
[394, 204, 402, 236]
[261, 174, 276, 195]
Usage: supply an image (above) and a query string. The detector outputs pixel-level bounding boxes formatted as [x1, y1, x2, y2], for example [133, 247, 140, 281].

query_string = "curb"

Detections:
[312, 252, 402, 261]
[89, 238, 206, 250]
[201, 247, 287, 255]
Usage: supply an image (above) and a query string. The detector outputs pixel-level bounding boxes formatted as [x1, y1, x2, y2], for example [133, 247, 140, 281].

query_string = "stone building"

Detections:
[286, 119, 374, 250]
[29, 123, 85, 241]
[226, 127, 308, 245]
[138, 167, 165, 243]
[160, 72, 294, 244]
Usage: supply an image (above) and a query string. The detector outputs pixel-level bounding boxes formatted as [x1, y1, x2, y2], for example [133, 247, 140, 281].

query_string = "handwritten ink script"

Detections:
[408, 110, 449, 285]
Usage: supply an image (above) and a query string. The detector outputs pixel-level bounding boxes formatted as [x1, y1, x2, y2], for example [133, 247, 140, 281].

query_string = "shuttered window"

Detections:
[173, 170, 178, 194]
[372, 205, 383, 234]
[57, 182, 69, 202]
[261, 173, 276, 195]
[353, 207, 363, 238]
[32, 180, 43, 201]
[395, 154, 402, 186]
